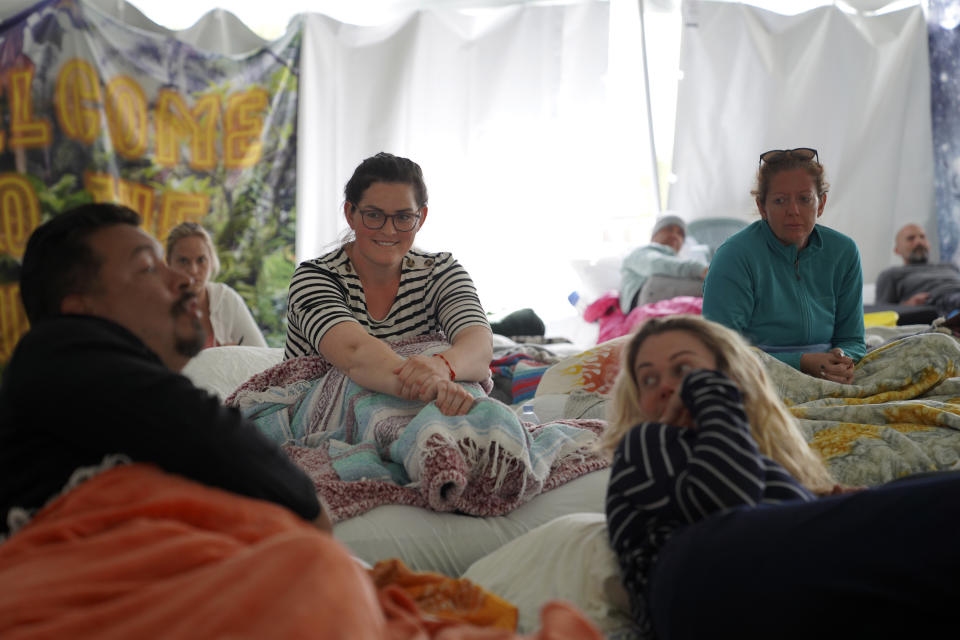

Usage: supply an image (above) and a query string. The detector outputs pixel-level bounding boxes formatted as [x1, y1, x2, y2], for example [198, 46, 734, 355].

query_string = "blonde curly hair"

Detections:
[599, 314, 835, 494]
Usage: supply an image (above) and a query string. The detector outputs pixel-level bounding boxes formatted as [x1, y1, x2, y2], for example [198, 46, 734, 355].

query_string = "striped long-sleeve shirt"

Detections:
[284, 247, 490, 359]
[605, 369, 814, 637]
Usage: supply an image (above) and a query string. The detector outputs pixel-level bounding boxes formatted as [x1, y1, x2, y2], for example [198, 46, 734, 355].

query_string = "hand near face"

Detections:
[800, 350, 855, 384]
[658, 384, 695, 429]
[904, 292, 930, 306]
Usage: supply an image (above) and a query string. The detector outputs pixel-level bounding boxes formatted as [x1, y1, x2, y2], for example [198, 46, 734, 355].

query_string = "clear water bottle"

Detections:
[520, 403, 539, 424]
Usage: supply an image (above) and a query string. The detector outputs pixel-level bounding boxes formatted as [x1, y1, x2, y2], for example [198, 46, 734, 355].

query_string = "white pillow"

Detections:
[182, 346, 284, 400]
[570, 256, 626, 301]
[462, 512, 633, 635]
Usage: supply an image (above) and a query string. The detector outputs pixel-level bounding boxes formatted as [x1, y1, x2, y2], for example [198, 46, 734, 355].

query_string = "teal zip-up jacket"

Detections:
[702, 220, 865, 370]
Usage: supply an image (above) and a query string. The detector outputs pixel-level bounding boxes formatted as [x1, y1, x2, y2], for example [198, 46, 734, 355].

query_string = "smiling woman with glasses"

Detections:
[283, 152, 493, 417]
[701, 147, 866, 384]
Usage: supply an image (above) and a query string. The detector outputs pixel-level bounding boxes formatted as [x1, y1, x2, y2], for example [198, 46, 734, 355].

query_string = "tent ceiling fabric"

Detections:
[0, 0, 268, 54]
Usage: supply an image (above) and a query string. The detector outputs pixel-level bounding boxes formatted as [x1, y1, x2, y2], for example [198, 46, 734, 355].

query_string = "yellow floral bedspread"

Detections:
[757, 332, 960, 487]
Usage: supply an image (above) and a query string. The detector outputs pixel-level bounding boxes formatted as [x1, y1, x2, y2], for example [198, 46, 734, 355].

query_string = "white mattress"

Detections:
[334, 467, 610, 577]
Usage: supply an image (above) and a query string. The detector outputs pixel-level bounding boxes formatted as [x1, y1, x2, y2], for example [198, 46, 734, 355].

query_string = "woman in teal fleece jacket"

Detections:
[702, 148, 864, 384]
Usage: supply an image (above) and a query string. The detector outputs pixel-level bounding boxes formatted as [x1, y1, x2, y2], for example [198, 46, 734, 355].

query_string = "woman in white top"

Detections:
[165, 222, 267, 349]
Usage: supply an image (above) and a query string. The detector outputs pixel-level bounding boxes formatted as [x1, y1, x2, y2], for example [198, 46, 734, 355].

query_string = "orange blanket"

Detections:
[0, 464, 601, 640]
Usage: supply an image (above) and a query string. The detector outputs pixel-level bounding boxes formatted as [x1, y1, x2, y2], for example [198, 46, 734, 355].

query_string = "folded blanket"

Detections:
[490, 353, 553, 404]
[227, 334, 609, 522]
[0, 463, 603, 639]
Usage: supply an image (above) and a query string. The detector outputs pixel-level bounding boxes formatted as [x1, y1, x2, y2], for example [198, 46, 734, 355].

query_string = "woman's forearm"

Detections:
[318, 323, 405, 396]
[440, 325, 493, 381]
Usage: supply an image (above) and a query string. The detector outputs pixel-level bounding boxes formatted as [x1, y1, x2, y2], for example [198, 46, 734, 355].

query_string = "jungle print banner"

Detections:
[0, 0, 300, 362]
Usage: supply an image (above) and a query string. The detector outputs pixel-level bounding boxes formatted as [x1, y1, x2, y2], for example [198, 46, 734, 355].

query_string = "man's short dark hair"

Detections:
[20, 203, 142, 324]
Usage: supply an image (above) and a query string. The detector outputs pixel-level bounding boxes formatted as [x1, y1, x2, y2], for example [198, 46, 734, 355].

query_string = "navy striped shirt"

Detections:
[284, 247, 490, 359]
[606, 370, 813, 636]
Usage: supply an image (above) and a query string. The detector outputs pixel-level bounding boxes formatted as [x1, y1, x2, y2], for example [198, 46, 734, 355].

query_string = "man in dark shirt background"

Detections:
[0, 203, 329, 536]
[875, 223, 960, 317]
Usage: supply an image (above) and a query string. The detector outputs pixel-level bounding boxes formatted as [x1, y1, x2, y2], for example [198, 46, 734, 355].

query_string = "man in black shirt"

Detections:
[0, 203, 328, 536]
[875, 223, 960, 317]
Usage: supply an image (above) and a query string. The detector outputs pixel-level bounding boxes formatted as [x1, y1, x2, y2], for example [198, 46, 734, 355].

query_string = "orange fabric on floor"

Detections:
[370, 558, 518, 630]
[378, 586, 603, 640]
[0, 463, 603, 640]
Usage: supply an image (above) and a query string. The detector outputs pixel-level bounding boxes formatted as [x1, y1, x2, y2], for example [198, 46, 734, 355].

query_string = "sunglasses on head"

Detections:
[758, 147, 819, 167]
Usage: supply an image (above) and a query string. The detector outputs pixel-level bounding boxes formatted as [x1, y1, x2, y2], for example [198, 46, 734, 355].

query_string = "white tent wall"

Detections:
[670, 2, 935, 284]
[298, 3, 643, 327]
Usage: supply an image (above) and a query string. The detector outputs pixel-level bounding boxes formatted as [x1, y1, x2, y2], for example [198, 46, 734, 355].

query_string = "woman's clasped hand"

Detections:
[800, 347, 855, 384]
[394, 354, 475, 416]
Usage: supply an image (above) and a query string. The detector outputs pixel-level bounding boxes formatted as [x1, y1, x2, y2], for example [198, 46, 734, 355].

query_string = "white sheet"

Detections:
[334, 468, 609, 577]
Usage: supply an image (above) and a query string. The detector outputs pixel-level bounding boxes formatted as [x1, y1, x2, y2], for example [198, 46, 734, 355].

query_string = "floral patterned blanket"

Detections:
[756, 332, 960, 486]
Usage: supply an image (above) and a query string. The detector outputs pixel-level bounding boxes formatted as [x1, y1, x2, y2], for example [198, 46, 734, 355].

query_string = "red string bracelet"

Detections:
[432, 353, 456, 381]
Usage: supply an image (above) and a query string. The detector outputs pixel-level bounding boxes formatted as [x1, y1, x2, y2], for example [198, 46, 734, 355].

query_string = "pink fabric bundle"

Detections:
[584, 292, 703, 343]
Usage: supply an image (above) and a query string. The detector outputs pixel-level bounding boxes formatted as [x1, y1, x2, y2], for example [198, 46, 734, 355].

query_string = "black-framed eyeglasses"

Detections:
[759, 147, 819, 167]
[354, 206, 422, 232]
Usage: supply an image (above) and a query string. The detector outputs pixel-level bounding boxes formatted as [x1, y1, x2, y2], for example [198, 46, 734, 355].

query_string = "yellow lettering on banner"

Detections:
[105, 76, 148, 159]
[84, 172, 160, 236]
[155, 90, 221, 171]
[157, 191, 210, 242]
[84, 171, 117, 204]
[0, 283, 28, 363]
[8, 68, 52, 149]
[0, 174, 40, 259]
[224, 88, 268, 169]
[55, 59, 102, 144]
[117, 179, 156, 232]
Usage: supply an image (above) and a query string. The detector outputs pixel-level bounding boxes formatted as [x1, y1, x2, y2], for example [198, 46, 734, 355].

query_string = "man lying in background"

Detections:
[876, 223, 960, 317]
[619, 214, 708, 313]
